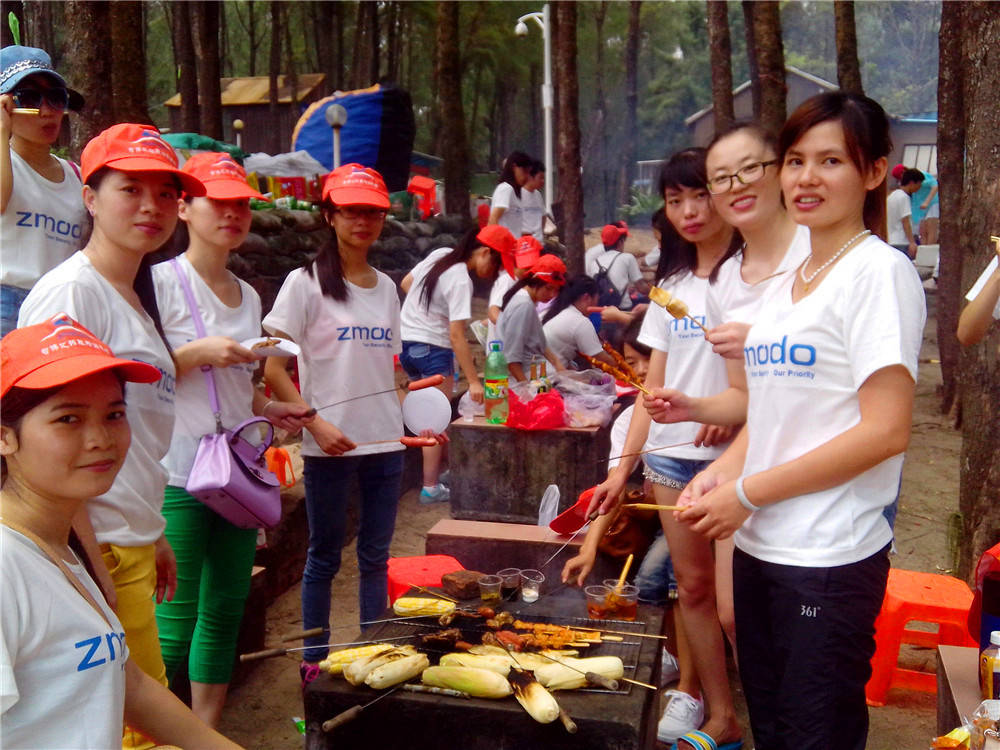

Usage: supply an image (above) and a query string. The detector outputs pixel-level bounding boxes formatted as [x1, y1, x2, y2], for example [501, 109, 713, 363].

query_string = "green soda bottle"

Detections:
[484, 341, 509, 424]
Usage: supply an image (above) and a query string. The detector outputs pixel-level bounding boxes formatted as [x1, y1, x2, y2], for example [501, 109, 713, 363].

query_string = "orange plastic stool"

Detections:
[865, 568, 977, 706]
[386, 555, 463, 605]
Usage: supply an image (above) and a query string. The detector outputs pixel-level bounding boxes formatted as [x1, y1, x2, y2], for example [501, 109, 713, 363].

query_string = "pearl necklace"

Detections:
[799, 229, 870, 290]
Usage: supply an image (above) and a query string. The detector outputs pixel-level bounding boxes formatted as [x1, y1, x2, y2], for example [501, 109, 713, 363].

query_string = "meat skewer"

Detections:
[580, 353, 651, 396]
[601, 340, 640, 383]
[306, 374, 446, 416]
[648, 287, 709, 336]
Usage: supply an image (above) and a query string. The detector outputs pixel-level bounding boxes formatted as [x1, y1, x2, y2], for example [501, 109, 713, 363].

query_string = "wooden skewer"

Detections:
[686, 314, 710, 336]
[624, 503, 683, 512]
[602, 441, 696, 463]
[622, 676, 658, 690]
[406, 583, 458, 603]
[614, 554, 633, 593]
[280, 627, 326, 643]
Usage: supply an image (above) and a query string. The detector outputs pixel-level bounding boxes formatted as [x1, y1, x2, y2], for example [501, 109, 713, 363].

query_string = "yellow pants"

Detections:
[101, 542, 168, 750]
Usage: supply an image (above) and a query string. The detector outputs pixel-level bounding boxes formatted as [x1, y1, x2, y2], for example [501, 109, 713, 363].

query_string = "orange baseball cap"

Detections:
[321, 163, 390, 208]
[181, 152, 265, 200]
[476, 225, 517, 278]
[514, 235, 543, 276]
[529, 254, 567, 287]
[600, 222, 629, 247]
[1, 313, 161, 397]
[80, 123, 205, 197]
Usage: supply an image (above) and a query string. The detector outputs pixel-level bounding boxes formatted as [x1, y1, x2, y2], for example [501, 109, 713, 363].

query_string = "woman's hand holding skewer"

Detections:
[643, 388, 696, 424]
[705, 322, 751, 360]
[307, 417, 357, 456]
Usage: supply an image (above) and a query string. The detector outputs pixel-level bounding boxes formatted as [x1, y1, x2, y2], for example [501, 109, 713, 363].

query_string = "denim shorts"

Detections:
[642, 454, 712, 490]
[634, 530, 677, 605]
[0, 285, 30, 338]
[399, 341, 454, 379]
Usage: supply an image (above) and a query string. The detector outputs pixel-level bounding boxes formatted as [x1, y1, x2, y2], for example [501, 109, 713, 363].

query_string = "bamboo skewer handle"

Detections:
[624, 503, 683, 512]
[240, 646, 288, 662]
[281, 627, 325, 642]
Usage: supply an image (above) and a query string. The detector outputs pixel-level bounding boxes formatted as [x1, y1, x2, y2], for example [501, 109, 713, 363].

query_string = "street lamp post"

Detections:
[515, 4, 553, 215]
[324, 103, 349, 169]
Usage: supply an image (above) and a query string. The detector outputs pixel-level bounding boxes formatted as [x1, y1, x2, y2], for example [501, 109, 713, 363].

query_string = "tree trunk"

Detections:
[742, 1, 761, 120]
[63, 0, 113, 154]
[23, 1, 56, 60]
[247, 0, 258, 77]
[173, 0, 200, 133]
[268, 1, 282, 154]
[386, 1, 400, 83]
[194, 0, 223, 140]
[334, 0, 344, 90]
[554, 1, 585, 272]
[935, 0, 965, 416]
[706, 0, 735, 135]
[834, 0, 863, 94]
[593, 2, 611, 222]
[352, 0, 378, 88]
[751, 1, 786, 135]
[314, 1, 333, 93]
[620, 0, 640, 206]
[109, 1, 152, 125]
[435, 1, 470, 218]
[955, 2, 1000, 580]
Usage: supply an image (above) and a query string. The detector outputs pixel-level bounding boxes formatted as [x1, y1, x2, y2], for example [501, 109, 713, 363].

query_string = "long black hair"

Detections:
[308, 201, 352, 301]
[654, 148, 739, 285]
[501, 273, 549, 310]
[542, 274, 597, 324]
[497, 151, 534, 200]
[419, 228, 499, 310]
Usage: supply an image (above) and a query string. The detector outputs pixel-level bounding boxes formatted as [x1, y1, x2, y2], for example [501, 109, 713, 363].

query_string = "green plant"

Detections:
[617, 187, 663, 223]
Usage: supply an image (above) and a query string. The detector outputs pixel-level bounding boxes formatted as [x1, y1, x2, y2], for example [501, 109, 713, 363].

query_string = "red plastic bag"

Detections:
[507, 389, 565, 430]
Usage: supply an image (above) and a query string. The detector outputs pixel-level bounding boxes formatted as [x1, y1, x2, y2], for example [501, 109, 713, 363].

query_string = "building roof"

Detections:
[684, 65, 838, 126]
[164, 74, 326, 108]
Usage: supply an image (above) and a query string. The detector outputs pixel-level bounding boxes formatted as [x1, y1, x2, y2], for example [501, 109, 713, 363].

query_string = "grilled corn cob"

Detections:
[365, 652, 429, 689]
[318, 644, 395, 675]
[532, 656, 624, 690]
[392, 597, 457, 617]
[421, 666, 513, 698]
[343, 646, 417, 686]
[508, 669, 560, 724]
[439, 652, 511, 676]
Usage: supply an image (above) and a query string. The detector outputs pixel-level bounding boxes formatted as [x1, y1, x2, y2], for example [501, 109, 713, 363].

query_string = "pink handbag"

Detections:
[171, 259, 282, 529]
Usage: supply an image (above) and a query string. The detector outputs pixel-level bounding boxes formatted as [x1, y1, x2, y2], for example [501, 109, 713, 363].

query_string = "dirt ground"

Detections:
[218, 232, 961, 749]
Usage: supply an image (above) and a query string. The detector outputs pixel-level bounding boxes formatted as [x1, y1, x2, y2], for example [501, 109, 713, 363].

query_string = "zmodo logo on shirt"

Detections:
[744, 335, 817, 368]
[336, 325, 393, 344]
[16, 211, 83, 242]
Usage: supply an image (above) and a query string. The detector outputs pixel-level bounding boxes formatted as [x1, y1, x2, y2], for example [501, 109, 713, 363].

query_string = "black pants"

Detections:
[733, 545, 890, 750]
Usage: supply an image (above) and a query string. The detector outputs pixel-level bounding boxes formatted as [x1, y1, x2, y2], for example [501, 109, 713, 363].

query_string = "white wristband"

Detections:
[735, 476, 760, 512]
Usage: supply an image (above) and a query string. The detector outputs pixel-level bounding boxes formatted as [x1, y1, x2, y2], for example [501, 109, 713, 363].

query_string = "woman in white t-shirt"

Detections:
[0, 45, 86, 336]
[18, 124, 205, 744]
[152, 154, 311, 726]
[488, 150, 533, 239]
[1, 315, 242, 750]
[263, 164, 440, 682]
[399, 224, 515, 502]
[956, 238, 999, 347]
[589, 149, 743, 749]
[678, 93, 925, 750]
[497, 253, 567, 381]
[541, 275, 614, 370]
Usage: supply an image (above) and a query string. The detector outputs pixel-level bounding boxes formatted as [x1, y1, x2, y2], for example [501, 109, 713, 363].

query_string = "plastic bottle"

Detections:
[484, 341, 509, 424]
[538, 361, 551, 393]
[980, 630, 1000, 699]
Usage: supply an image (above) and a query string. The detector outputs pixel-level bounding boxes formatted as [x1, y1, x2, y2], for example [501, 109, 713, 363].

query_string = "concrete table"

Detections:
[937, 645, 982, 734]
[447, 414, 614, 524]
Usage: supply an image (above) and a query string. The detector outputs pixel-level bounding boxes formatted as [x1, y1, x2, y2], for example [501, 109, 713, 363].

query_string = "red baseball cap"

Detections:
[2, 313, 162, 397]
[601, 222, 629, 247]
[181, 152, 265, 200]
[891, 164, 906, 181]
[513, 235, 543, 277]
[80, 123, 205, 196]
[476, 225, 517, 278]
[529, 254, 567, 287]
[322, 163, 390, 208]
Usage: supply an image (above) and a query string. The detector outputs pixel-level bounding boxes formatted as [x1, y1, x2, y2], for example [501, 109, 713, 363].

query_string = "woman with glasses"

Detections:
[399, 224, 515, 503]
[0, 45, 86, 335]
[263, 164, 434, 684]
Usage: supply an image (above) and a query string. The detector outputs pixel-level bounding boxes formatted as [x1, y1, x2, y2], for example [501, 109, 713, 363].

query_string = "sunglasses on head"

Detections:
[12, 87, 71, 111]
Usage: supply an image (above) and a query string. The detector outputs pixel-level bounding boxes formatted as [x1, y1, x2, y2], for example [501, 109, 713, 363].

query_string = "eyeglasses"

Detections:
[12, 87, 71, 112]
[706, 160, 779, 195]
[335, 206, 387, 221]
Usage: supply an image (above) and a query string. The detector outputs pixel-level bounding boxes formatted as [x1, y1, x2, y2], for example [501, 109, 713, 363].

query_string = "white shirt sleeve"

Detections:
[966, 257, 1000, 319]
[574, 315, 605, 357]
[263, 269, 308, 340]
[625, 254, 642, 285]
[491, 182, 514, 211]
[18, 272, 106, 331]
[441, 267, 473, 322]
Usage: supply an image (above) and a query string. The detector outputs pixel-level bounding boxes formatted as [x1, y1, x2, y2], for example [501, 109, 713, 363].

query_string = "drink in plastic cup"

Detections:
[498, 568, 521, 600]
[478, 574, 503, 603]
[520, 569, 544, 602]
[585, 585, 612, 619]
[600, 581, 639, 621]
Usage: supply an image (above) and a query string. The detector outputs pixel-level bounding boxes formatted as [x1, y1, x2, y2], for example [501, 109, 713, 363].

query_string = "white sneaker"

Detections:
[656, 689, 704, 744]
[659, 648, 681, 686]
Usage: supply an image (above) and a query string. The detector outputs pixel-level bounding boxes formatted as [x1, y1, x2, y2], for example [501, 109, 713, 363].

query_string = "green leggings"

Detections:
[155, 485, 258, 684]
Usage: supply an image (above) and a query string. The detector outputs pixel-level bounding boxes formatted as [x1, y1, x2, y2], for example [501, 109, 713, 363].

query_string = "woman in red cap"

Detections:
[399, 223, 515, 502]
[263, 163, 442, 683]
[151, 153, 313, 726]
[0, 315, 243, 749]
[497, 253, 567, 381]
[18, 123, 204, 745]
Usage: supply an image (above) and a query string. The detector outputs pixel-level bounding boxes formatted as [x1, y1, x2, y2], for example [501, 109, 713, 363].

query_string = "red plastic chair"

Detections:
[865, 568, 977, 706]
[386, 554, 463, 605]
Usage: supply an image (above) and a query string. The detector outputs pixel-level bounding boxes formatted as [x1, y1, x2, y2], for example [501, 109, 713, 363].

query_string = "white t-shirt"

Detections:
[19, 252, 176, 546]
[543, 305, 604, 367]
[607, 404, 634, 470]
[521, 188, 545, 241]
[498, 288, 547, 367]
[644, 245, 661, 270]
[153, 256, 263, 486]
[886, 188, 913, 247]
[584, 243, 606, 277]
[706, 224, 811, 328]
[263, 266, 404, 458]
[400, 247, 473, 349]
[491, 182, 522, 239]
[736, 236, 926, 567]
[0, 152, 84, 290]
[1, 527, 128, 750]
[487, 273, 517, 346]
[966, 257, 1000, 319]
[638, 271, 729, 461]
[593, 250, 642, 308]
